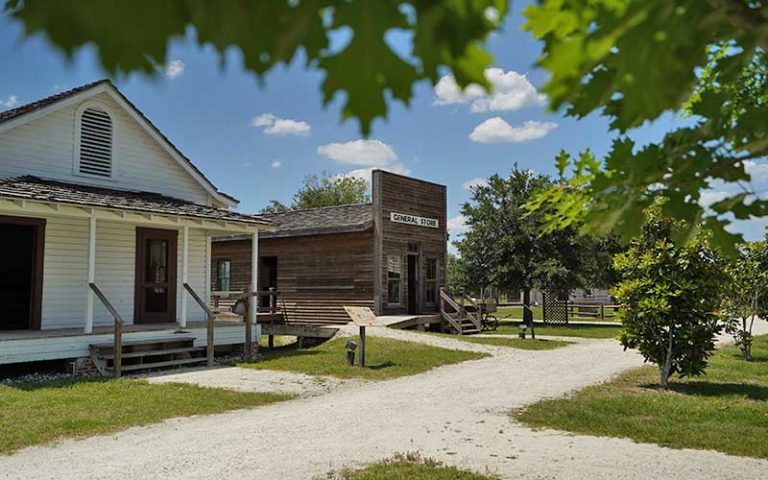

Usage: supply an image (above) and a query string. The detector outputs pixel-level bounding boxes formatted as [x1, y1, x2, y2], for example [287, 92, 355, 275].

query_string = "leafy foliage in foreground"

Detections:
[323, 452, 499, 480]
[4, 0, 507, 135]
[0, 379, 290, 455]
[262, 172, 370, 213]
[614, 205, 726, 388]
[517, 335, 768, 459]
[525, 1, 768, 252]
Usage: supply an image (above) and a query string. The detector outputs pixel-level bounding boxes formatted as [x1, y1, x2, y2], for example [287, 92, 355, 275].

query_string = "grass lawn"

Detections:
[516, 335, 768, 458]
[240, 336, 487, 381]
[324, 453, 498, 479]
[491, 321, 622, 339]
[0, 379, 291, 455]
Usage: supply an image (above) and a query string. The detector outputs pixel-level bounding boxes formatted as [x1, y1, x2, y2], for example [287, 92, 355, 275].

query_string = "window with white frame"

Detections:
[77, 106, 113, 177]
[217, 259, 231, 291]
[387, 255, 402, 305]
[424, 258, 438, 304]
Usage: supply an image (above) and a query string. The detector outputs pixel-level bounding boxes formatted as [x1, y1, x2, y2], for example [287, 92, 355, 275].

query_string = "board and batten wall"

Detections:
[373, 170, 448, 316]
[212, 231, 375, 325]
[40, 215, 209, 330]
[0, 92, 212, 205]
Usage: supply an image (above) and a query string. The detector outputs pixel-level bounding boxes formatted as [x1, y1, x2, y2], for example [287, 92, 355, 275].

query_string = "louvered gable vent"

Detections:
[78, 108, 112, 177]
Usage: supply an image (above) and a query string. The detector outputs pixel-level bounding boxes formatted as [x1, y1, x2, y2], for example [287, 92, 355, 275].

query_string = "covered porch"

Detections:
[0, 176, 272, 371]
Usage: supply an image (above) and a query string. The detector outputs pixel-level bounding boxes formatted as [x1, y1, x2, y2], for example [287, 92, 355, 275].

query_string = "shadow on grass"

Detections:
[638, 381, 768, 401]
[6, 377, 109, 392]
[368, 361, 398, 370]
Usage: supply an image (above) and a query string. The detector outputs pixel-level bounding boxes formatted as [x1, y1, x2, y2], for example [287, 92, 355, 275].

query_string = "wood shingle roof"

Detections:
[0, 176, 270, 225]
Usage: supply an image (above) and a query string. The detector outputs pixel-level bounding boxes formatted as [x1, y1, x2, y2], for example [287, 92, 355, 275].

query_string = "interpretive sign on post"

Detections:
[344, 306, 377, 367]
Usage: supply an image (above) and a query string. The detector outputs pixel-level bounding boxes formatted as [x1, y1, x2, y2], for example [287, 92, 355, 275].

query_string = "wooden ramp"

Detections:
[372, 314, 441, 330]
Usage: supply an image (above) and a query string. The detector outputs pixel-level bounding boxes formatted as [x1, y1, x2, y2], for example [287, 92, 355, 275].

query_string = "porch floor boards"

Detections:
[0, 320, 242, 342]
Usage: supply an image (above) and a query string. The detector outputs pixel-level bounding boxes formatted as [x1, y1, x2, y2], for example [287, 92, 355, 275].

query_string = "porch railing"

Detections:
[238, 288, 280, 360]
[183, 283, 215, 367]
[88, 283, 123, 378]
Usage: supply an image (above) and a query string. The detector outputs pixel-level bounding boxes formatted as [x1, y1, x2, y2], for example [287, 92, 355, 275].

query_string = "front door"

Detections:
[135, 227, 177, 324]
[407, 254, 419, 314]
[0, 216, 44, 330]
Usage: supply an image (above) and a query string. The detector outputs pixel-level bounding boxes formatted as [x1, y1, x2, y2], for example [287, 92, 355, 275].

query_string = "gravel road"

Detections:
[2, 327, 767, 480]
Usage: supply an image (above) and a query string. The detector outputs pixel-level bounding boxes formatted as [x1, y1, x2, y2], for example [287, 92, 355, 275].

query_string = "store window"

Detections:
[387, 255, 402, 304]
[425, 258, 437, 304]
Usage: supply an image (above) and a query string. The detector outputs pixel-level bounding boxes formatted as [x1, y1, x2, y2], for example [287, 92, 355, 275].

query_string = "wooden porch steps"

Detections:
[439, 288, 482, 335]
[89, 336, 206, 377]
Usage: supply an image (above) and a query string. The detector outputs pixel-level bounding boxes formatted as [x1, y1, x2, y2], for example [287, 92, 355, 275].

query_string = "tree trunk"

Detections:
[523, 288, 535, 339]
[660, 325, 674, 389]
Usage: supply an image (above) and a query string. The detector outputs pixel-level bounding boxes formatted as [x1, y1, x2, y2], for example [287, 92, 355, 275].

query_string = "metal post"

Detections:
[359, 326, 366, 368]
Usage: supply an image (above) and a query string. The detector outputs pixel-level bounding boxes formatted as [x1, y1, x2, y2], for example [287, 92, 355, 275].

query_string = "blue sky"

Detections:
[0, 2, 764, 241]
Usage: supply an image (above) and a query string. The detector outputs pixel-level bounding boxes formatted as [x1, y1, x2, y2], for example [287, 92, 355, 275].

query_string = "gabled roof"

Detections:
[0, 79, 239, 206]
[0, 176, 270, 225]
[217, 203, 373, 240]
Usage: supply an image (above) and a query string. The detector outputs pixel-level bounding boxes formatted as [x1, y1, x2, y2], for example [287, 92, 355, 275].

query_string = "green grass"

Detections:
[0, 379, 291, 455]
[323, 453, 499, 480]
[490, 321, 623, 339]
[516, 335, 768, 458]
[240, 336, 487, 381]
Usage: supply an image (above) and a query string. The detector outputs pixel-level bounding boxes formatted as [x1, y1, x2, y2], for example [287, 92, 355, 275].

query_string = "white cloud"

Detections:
[164, 60, 185, 79]
[447, 215, 469, 235]
[462, 177, 489, 190]
[699, 190, 730, 208]
[271, 160, 282, 169]
[469, 118, 557, 144]
[317, 139, 397, 167]
[433, 68, 546, 112]
[252, 113, 311, 137]
[745, 160, 768, 182]
[0, 95, 18, 108]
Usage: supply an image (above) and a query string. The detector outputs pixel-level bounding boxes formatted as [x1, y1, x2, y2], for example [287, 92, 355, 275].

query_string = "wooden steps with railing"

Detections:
[89, 336, 207, 376]
[439, 288, 482, 335]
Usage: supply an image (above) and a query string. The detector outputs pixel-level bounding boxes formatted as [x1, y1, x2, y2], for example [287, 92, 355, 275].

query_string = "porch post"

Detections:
[180, 225, 189, 327]
[250, 230, 259, 328]
[84, 214, 96, 334]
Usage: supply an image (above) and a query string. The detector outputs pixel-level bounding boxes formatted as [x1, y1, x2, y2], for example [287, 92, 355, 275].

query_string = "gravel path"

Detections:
[2, 328, 767, 480]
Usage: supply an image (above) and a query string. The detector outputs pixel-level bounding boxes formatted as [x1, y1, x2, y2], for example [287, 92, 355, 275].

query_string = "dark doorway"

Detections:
[135, 228, 177, 324]
[259, 256, 278, 309]
[0, 216, 44, 331]
[407, 255, 419, 314]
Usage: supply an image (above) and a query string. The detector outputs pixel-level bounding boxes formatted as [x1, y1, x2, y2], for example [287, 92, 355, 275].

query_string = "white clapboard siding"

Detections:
[0, 92, 211, 205]
[40, 216, 211, 330]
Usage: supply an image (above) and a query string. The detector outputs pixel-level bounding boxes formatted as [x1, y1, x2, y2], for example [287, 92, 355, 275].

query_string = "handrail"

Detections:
[89, 282, 123, 378]
[461, 292, 483, 331]
[183, 283, 215, 367]
[439, 288, 463, 314]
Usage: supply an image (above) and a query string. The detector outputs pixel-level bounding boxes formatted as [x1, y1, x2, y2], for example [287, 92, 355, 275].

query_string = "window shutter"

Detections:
[79, 108, 112, 177]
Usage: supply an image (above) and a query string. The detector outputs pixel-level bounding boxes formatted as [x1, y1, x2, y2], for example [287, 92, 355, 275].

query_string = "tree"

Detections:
[262, 172, 370, 213]
[4, 0, 506, 135]
[445, 253, 469, 296]
[614, 205, 725, 388]
[524, 2, 768, 253]
[722, 240, 768, 361]
[456, 167, 603, 325]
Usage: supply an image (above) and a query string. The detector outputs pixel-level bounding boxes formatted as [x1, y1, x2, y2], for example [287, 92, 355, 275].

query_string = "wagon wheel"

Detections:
[483, 315, 498, 332]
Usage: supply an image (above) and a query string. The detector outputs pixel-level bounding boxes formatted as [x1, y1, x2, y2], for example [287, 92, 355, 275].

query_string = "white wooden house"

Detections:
[0, 80, 270, 374]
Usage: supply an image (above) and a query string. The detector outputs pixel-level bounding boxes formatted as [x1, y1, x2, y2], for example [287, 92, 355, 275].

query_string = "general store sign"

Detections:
[390, 212, 439, 229]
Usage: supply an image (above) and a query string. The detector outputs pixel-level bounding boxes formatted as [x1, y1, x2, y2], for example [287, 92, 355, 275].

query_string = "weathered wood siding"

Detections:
[0, 92, 211, 205]
[32, 215, 210, 330]
[212, 231, 375, 325]
[373, 171, 447, 315]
